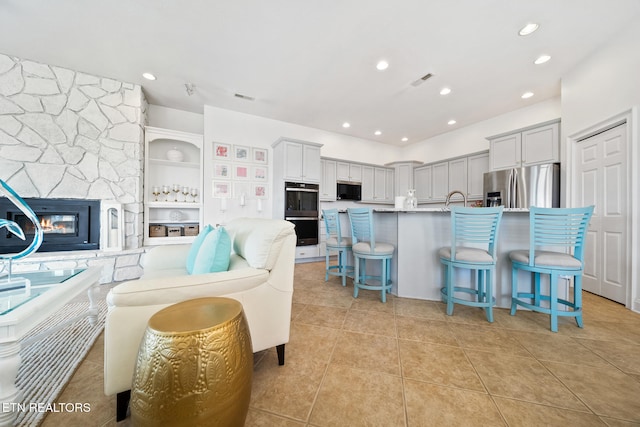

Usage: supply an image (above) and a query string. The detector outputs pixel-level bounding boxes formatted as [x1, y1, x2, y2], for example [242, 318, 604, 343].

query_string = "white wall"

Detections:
[203, 105, 399, 225]
[401, 97, 561, 163]
[560, 21, 640, 312]
[148, 104, 204, 134]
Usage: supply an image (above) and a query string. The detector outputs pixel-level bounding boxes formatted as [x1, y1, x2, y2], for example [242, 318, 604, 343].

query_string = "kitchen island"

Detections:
[337, 208, 536, 308]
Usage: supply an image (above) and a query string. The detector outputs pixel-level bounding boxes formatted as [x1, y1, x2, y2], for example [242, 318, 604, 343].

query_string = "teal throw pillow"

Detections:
[186, 224, 213, 274]
[191, 227, 231, 275]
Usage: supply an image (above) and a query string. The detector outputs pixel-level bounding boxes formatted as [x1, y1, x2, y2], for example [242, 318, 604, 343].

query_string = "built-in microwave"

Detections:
[336, 181, 361, 201]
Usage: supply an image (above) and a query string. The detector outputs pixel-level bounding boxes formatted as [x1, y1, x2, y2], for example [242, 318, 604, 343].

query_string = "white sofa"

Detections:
[103, 218, 296, 419]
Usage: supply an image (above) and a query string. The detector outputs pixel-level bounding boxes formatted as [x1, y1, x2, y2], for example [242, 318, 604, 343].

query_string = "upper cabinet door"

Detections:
[414, 165, 432, 202]
[361, 166, 375, 201]
[448, 157, 468, 195]
[431, 162, 449, 201]
[336, 162, 350, 181]
[302, 144, 321, 182]
[490, 133, 521, 170]
[336, 162, 363, 182]
[283, 141, 304, 180]
[521, 122, 559, 167]
[467, 152, 490, 199]
[320, 159, 337, 201]
[349, 164, 363, 183]
[373, 167, 386, 201]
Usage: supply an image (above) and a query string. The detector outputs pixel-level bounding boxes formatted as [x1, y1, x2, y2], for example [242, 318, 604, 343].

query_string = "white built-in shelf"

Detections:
[147, 202, 202, 208]
[149, 158, 200, 169]
[144, 126, 204, 246]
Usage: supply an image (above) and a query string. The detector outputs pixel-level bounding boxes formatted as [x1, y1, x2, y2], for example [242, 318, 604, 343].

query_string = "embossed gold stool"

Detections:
[130, 297, 253, 427]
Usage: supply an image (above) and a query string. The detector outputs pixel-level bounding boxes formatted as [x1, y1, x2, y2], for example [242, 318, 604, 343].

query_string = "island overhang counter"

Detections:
[335, 208, 535, 308]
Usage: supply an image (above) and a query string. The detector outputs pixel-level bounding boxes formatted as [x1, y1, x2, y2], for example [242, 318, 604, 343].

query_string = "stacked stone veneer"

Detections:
[0, 53, 149, 283]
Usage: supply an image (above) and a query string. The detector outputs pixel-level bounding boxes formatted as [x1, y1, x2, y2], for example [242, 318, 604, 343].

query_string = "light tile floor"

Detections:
[42, 261, 640, 426]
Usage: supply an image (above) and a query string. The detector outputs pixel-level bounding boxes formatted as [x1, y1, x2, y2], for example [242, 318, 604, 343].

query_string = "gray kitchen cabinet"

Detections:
[489, 119, 560, 171]
[467, 152, 489, 200]
[361, 166, 374, 201]
[387, 161, 423, 199]
[431, 162, 449, 202]
[448, 157, 468, 196]
[336, 161, 362, 182]
[274, 138, 322, 183]
[361, 165, 394, 203]
[414, 165, 433, 202]
[320, 159, 337, 201]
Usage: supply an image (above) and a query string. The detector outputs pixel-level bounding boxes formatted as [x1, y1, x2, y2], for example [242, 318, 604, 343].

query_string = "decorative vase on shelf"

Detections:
[405, 189, 417, 209]
[166, 147, 184, 162]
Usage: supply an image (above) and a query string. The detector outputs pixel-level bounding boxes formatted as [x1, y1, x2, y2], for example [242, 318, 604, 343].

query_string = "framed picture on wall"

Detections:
[213, 163, 231, 179]
[252, 147, 268, 164]
[253, 183, 268, 199]
[252, 166, 267, 181]
[212, 181, 231, 198]
[233, 164, 250, 180]
[234, 145, 251, 162]
[214, 142, 231, 159]
[233, 182, 251, 199]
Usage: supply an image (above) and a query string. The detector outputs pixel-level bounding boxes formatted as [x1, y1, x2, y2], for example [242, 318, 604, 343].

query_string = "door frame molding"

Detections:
[567, 107, 638, 310]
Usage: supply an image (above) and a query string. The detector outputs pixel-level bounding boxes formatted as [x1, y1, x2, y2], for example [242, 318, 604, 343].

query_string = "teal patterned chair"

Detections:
[322, 209, 353, 287]
[509, 206, 594, 332]
[439, 206, 504, 322]
[347, 208, 394, 303]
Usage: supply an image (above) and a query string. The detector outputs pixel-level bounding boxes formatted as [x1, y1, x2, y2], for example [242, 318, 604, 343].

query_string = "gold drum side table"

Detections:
[130, 297, 253, 427]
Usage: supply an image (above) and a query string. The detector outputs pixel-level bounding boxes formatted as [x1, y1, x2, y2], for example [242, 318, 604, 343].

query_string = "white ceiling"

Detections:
[1, 0, 639, 146]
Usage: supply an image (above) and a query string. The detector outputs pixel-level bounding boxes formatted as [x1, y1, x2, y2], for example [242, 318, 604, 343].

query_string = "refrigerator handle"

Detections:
[508, 169, 517, 208]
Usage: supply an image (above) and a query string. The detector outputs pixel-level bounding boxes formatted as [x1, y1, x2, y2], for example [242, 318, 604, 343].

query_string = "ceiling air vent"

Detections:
[411, 73, 434, 87]
[234, 93, 255, 101]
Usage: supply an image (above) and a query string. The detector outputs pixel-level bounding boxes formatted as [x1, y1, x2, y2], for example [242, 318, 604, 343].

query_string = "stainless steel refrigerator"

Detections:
[483, 163, 560, 208]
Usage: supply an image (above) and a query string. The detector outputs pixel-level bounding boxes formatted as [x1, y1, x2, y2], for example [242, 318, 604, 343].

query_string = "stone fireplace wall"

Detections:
[0, 53, 148, 282]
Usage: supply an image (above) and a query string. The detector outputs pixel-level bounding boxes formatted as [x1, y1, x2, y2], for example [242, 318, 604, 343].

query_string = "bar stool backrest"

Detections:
[528, 206, 594, 267]
[322, 209, 343, 242]
[347, 208, 376, 252]
[450, 206, 504, 261]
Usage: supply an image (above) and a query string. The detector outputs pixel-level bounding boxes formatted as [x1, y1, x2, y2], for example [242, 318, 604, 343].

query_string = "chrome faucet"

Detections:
[445, 190, 467, 207]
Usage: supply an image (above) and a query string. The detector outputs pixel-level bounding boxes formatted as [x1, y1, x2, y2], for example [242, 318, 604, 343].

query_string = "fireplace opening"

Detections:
[0, 198, 100, 254]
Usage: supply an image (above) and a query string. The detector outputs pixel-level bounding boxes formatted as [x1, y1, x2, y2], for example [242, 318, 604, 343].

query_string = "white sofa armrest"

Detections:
[107, 267, 270, 307]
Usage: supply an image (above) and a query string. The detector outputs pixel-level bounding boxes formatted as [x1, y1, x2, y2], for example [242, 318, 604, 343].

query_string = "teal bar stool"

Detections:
[347, 208, 394, 303]
[509, 206, 594, 332]
[322, 209, 353, 287]
[439, 206, 504, 322]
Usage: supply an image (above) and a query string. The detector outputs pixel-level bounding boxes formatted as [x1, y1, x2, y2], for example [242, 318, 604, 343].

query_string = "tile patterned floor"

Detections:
[41, 261, 640, 426]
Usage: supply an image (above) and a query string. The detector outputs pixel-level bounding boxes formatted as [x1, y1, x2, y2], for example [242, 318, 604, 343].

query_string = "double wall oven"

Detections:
[284, 182, 319, 246]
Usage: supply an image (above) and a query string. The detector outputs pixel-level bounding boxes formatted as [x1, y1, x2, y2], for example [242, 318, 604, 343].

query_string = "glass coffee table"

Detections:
[0, 266, 101, 427]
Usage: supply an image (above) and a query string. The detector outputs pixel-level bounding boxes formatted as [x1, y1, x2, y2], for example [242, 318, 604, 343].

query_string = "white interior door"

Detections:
[575, 123, 627, 304]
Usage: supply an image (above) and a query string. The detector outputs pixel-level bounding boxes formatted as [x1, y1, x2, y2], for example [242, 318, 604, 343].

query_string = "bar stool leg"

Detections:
[574, 275, 584, 328]
[325, 250, 330, 282]
[486, 268, 494, 323]
[510, 267, 518, 315]
[446, 263, 454, 316]
[550, 272, 559, 332]
[381, 259, 387, 303]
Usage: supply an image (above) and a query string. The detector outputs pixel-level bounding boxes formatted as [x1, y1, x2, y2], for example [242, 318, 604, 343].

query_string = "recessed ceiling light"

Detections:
[142, 72, 156, 81]
[521, 91, 534, 99]
[376, 60, 389, 71]
[534, 55, 551, 65]
[342, 122, 351, 128]
[448, 120, 456, 125]
[401, 137, 408, 142]
[518, 23, 539, 36]
[374, 130, 382, 136]
[440, 87, 451, 95]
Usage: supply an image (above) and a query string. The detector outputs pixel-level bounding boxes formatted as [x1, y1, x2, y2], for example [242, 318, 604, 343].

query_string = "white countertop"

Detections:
[334, 207, 529, 213]
[373, 207, 530, 213]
